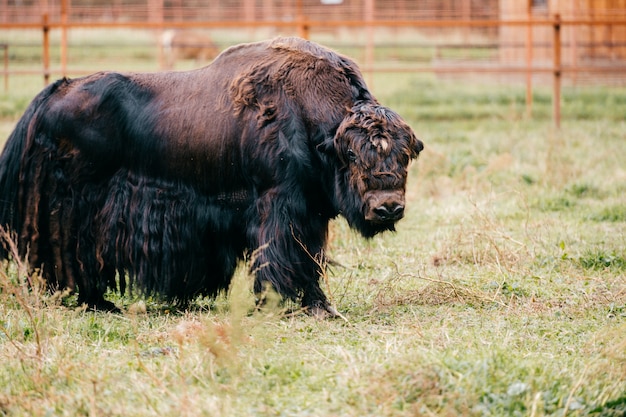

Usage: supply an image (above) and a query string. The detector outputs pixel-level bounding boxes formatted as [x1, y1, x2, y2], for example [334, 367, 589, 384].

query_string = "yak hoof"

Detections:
[306, 303, 348, 322]
[85, 299, 121, 313]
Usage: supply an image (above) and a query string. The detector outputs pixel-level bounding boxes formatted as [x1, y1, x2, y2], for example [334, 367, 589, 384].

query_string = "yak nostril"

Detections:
[373, 203, 404, 220]
[391, 204, 404, 217]
[373, 206, 389, 218]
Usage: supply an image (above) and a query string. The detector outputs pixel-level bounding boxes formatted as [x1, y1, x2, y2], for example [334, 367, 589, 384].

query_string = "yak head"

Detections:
[321, 102, 423, 238]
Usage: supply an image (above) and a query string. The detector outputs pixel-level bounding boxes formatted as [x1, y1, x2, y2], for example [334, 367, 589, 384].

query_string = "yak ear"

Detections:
[411, 134, 425, 158]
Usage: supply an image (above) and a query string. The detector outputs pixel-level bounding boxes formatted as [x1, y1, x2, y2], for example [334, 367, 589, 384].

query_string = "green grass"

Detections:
[1, 37, 626, 416]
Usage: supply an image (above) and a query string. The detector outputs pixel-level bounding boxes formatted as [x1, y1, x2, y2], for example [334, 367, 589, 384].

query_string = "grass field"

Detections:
[0, 45, 625, 416]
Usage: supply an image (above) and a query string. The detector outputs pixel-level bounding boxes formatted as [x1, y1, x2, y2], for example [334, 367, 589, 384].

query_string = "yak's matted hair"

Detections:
[0, 37, 422, 315]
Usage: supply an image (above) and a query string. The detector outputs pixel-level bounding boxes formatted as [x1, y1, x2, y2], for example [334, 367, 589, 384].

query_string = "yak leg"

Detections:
[251, 190, 338, 317]
[74, 187, 119, 312]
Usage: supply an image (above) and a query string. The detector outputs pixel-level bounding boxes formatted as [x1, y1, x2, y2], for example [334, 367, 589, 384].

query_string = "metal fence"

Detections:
[2, 0, 626, 126]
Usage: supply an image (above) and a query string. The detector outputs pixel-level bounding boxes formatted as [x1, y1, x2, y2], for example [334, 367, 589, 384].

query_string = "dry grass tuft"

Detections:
[430, 197, 530, 272]
[374, 272, 493, 309]
[0, 228, 48, 360]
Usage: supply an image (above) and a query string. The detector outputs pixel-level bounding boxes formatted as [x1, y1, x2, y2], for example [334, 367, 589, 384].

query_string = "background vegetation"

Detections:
[0, 32, 625, 416]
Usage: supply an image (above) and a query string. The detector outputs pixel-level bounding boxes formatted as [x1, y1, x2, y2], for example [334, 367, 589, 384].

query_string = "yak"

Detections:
[0, 37, 423, 317]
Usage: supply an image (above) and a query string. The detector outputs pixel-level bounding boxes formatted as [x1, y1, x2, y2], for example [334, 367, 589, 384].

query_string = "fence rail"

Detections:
[2, 13, 626, 127]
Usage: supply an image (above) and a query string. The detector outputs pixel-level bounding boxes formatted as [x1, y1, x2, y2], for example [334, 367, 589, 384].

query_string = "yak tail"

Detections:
[0, 79, 67, 257]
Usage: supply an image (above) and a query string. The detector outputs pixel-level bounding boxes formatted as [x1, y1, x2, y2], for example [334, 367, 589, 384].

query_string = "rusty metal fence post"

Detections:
[525, 0, 533, 118]
[60, 0, 68, 78]
[364, 0, 374, 87]
[553, 14, 561, 129]
[296, 0, 309, 39]
[42, 13, 50, 85]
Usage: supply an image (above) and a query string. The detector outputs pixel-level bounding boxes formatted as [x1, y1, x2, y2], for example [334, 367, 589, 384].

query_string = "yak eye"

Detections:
[347, 149, 357, 162]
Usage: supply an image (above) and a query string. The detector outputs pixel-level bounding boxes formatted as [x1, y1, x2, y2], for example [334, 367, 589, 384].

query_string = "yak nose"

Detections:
[373, 202, 405, 221]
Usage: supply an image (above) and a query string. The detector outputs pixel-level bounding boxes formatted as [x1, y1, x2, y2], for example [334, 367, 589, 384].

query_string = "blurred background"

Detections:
[1, 0, 626, 125]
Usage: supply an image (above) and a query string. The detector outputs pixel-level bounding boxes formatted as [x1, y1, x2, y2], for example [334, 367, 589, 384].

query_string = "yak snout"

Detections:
[373, 201, 405, 220]
[364, 190, 406, 223]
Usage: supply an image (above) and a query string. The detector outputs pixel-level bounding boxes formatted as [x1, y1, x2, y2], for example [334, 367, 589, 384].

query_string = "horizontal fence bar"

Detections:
[2, 17, 626, 30]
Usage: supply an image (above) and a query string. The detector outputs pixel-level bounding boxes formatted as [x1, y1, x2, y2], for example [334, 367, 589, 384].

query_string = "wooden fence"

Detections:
[1, 8, 626, 126]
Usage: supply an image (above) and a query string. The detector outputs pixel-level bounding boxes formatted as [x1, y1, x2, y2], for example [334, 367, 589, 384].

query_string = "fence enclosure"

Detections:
[2, 0, 626, 126]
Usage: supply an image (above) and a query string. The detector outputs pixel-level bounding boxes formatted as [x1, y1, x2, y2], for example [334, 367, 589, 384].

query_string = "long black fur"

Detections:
[0, 37, 422, 313]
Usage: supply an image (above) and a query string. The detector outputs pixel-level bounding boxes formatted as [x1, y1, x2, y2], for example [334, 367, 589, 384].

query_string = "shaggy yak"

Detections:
[0, 37, 423, 316]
